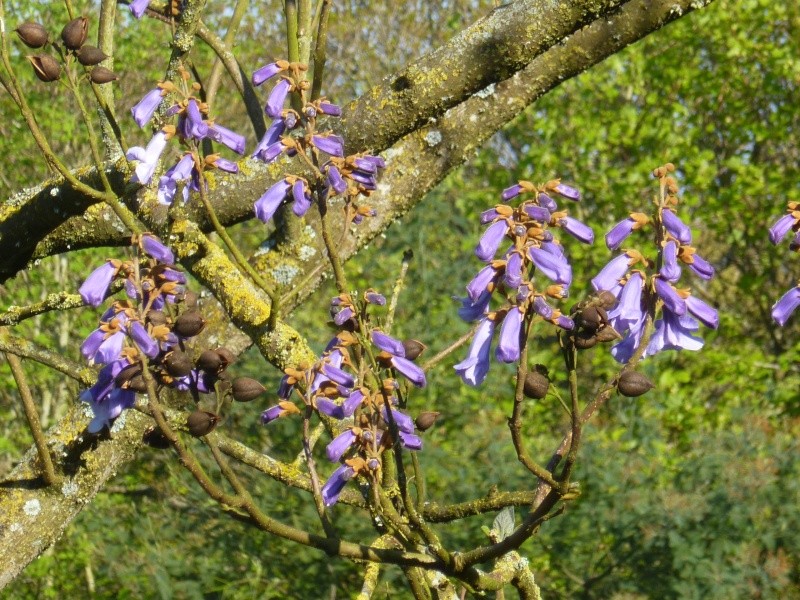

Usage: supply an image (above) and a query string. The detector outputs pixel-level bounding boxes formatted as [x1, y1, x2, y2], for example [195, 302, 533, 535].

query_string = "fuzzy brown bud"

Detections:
[76, 45, 108, 66]
[61, 16, 88, 50]
[523, 366, 550, 399]
[402, 339, 426, 361]
[617, 371, 655, 397]
[164, 350, 193, 377]
[415, 411, 440, 432]
[173, 311, 205, 337]
[186, 411, 220, 437]
[89, 66, 118, 84]
[197, 349, 222, 373]
[27, 54, 60, 82]
[15, 22, 48, 48]
[231, 377, 266, 402]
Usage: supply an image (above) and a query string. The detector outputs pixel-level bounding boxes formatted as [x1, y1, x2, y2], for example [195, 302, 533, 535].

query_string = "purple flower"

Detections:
[326, 165, 347, 194]
[558, 216, 594, 244]
[128, 320, 159, 358]
[537, 193, 558, 212]
[291, 179, 313, 217]
[81, 319, 127, 365]
[326, 430, 357, 462]
[654, 278, 686, 316]
[475, 220, 508, 261]
[607, 272, 644, 333]
[372, 330, 406, 356]
[318, 101, 342, 116]
[554, 183, 580, 201]
[769, 213, 795, 245]
[207, 122, 246, 154]
[606, 217, 637, 250]
[454, 317, 495, 386]
[662, 209, 691, 244]
[529, 246, 572, 286]
[524, 205, 550, 222]
[660, 240, 681, 282]
[466, 264, 501, 302]
[321, 464, 356, 506]
[372, 330, 426, 387]
[686, 296, 719, 329]
[128, 0, 150, 19]
[646, 310, 704, 356]
[252, 62, 286, 87]
[211, 157, 239, 174]
[504, 252, 522, 289]
[131, 88, 163, 127]
[591, 253, 631, 292]
[365, 290, 386, 305]
[79, 260, 121, 306]
[457, 290, 492, 322]
[266, 78, 291, 118]
[127, 131, 168, 185]
[610, 316, 646, 363]
[502, 184, 523, 201]
[399, 431, 423, 450]
[252, 119, 287, 163]
[140, 234, 174, 265]
[254, 179, 291, 222]
[311, 134, 344, 157]
[495, 308, 523, 363]
[184, 99, 209, 140]
[687, 253, 715, 280]
[772, 287, 800, 326]
[157, 154, 195, 205]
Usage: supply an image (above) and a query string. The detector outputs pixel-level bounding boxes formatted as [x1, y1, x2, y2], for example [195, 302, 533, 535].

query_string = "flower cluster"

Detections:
[250, 61, 382, 224]
[591, 164, 718, 362]
[768, 201, 800, 325]
[454, 179, 593, 386]
[126, 68, 244, 204]
[260, 290, 427, 506]
[78, 235, 235, 433]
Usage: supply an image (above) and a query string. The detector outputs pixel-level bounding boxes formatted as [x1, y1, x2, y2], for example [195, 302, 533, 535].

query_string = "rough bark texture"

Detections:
[0, 0, 715, 589]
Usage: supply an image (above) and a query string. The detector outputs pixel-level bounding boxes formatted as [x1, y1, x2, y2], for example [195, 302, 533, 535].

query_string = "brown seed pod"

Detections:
[617, 371, 655, 397]
[115, 363, 143, 389]
[164, 350, 193, 377]
[196, 349, 223, 373]
[573, 332, 598, 350]
[186, 410, 220, 437]
[523, 367, 550, 399]
[76, 44, 108, 66]
[89, 66, 118, 84]
[142, 426, 171, 449]
[231, 377, 266, 402]
[596, 290, 618, 310]
[146, 310, 167, 326]
[402, 339, 427, 361]
[577, 306, 605, 331]
[61, 16, 88, 50]
[15, 22, 48, 48]
[173, 311, 205, 337]
[595, 326, 620, 343]
[215, 347, 236, 369]
[27, 54, 60, 82]
[179, 290, 198, 307]
[415, 411, 440, 432]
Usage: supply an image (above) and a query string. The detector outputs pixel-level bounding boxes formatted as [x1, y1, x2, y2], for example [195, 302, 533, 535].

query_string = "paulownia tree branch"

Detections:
[0, 0, 714, 589]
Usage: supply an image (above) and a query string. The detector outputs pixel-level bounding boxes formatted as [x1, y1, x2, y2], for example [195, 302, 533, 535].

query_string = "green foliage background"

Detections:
[1, 0, 799, 598]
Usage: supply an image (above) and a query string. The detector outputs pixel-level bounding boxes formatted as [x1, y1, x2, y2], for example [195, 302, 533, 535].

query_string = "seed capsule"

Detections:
[215, 347, 236, 369]
[415, 411, 440, 432]
[61, 16, 88, 50]
[76, 44, 108, 66]
[595, 326, 620, 343]
[523, 366, 550, 399]
[596, 290, 617, 309]
[186, 410, 220, 437]
[196, 349, 222, 373]
[89, 66, 118, 83]
[146, 310, 167, 326]
[573, 333, 597, 350]
[231, 377, 266, 402]
[142, 426, 171, 449]
[15, 22, 48, 48]
[402, 339, 427, 361]
[617, 371, 655, 397]
[173, 311, 205, 337]
[27, 54, 60, 82]
[164, 350, 193, 377]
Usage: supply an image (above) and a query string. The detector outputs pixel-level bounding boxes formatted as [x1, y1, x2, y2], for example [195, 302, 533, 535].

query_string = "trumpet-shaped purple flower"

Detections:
[772, 287, 800, 326]
[591, 253, 631, 292]
[311, 134, 344, 157]
[207, 122, 246, 154]
[372, 330, 426, 387]
[457, 290, 492, 322]
[292, 180, 313, 216]
[253, 119, 287, 163]
[476, 220, 508, 261]
[327, 429, 357, 462]
[321, 464, 356, 506]
[529, 246, 572, 286]
[466, 264, 501, 302]
[558, 216, 594, 244]
[128, 0, 151, 19]
[504, 252, 522, 288]
[253, 62, 286, 86]
[495, 308, 523, 363]
[79, 260, 121, 306]
[254, 179, 291, 223]
[326, 164, 347, 194]
[769, 213, 796, 245]
[646, 309, 704, 356]
[686, 253, 715, 280]
[127, 131, 168, 185]
[128, 321, 159, 358]
[554, 183, 580, 201]
[131, 88, 164, 127]
[140, 234, 174, 265]
[660, 241, 681, 282]
[605, 217, 637, 250]
[653, 277, 686, 316]
[454, 317, 495, 386]
[607, 272, 644, 334]
[686, 296, 719, 329]
[662, 209, 691, 244]
[266, 78, 291, 118]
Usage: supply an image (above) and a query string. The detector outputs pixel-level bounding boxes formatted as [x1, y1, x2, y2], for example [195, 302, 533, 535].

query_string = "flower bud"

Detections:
[27, 54, 60, 82]
[617, 371, 654, 397]
[415, 411, 440, 432]
[196, 349, 222, 373]
[15, 22, 48, 48]
[61, 16, 88, 50]
[164, 350, 193, 377]
[177, 290, 198, 307]
[89, 66, 118, 84]
[231, 377, 266, 402]
[402, 339, 426, 361]
[186, 410, 220, 437]
[76, 44, 108, 66]
[523, 366, 549, 399]
[173, 311, 205, 337]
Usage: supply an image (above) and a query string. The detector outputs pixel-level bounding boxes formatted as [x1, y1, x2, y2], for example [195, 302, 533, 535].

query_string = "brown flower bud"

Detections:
[402, 339, 427, 361]
[197, 349, 222, 373]
[173, 311, 205, 337]
[142, 426, 171, 449]
[89, 66, 118, 84]
[231, 377, 266, 402]
[215, 347, 236, 369]
[164, 350, 193, 377]
[186, 411, 220, 437]
[415, 411, 440, 432]
[61, 16, 88, 50]
[76, 44, 108, 66]
[15, 22, 48, 48]
[617, 371, 654, 397]
[523, 366, 550, 399]
[27, 54, 60, 82]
